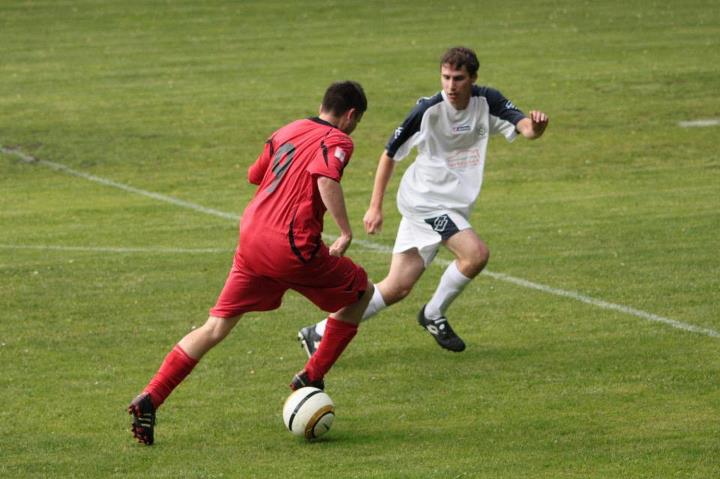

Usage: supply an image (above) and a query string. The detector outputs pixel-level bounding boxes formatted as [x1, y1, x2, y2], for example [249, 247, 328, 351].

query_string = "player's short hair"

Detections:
[440, 47, 480, 76]
[321, 81, 367, 116]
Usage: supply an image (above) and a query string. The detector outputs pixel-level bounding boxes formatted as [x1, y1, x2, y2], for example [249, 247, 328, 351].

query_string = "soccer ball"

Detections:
[282, 387, 335, 440]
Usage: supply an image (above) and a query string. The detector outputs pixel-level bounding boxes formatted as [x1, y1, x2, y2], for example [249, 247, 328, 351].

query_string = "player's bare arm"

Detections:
[363, 150, 396, 234]
[516, 110, 549, 139]
[317, 176, 353, 257]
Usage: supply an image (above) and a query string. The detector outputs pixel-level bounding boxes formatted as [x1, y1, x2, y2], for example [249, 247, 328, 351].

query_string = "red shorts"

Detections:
[209, 241, 368, 319]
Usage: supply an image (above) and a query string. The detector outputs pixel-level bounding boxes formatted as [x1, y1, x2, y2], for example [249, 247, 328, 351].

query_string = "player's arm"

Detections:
[248, 139, 273, 185]
[317, 176, 353, 257]
[363, 150, 395, 235]
[516, 110, 549, 139]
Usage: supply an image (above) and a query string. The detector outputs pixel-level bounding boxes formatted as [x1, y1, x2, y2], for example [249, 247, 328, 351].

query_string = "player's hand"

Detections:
[363, 207, 383, 234]
[529, 110, 549, 137]
[329, 233, 352, 257]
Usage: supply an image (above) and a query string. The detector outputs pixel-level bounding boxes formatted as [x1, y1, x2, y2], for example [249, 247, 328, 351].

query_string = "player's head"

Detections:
[440, 46, 479, 77]
[440, 47, 478, 110]
[320, 81, 367, 134]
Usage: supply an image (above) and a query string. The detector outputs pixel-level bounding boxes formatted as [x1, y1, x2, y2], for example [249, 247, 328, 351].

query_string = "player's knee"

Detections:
[202, 315, 239, 344]
[385, 282, 414, 305]
[459, 245, 489, 277]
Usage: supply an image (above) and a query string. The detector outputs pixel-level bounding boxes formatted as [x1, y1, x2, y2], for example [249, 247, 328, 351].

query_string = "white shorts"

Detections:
[392, 211, 471, 267]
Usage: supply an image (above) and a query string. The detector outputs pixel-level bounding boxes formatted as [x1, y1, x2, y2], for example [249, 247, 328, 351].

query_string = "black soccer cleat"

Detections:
[417, 304, 466, 352]
[297, 325, 322, 358]
[128, 392, 156, 445]
[290, 370, 325, 391]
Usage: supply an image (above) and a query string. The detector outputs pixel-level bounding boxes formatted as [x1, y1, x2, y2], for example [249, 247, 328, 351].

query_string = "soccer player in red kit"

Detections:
[128, 81, 374, 445]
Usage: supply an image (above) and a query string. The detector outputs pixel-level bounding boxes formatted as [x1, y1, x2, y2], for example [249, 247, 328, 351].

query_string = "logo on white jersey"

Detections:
[334, 148, 346, 164]
[452, 124, 471, 133]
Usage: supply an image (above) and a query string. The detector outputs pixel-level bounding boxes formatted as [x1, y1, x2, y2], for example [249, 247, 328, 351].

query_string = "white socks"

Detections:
[361, 287, 387, 321]
[314, 287, 387, 336]
[424, 261, 471, 320]
[313, 262, 470, 336]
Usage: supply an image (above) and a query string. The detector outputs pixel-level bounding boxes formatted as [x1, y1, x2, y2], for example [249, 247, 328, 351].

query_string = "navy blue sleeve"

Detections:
[476, 86, 526, 125]
[385, 93, 442, 157]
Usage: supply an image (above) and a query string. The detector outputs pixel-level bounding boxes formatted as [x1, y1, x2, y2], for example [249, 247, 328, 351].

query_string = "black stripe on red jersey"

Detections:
[288, 209, 321, 264]
[321, 141, 329, 166]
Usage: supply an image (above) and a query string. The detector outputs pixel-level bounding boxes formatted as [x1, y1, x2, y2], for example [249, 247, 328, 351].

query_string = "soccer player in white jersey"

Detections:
[299, 46, 549, 354]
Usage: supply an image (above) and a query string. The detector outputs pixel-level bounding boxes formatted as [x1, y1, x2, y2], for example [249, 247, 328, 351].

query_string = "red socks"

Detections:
[143, 320, 357, 407]
[305, 317, 358, 382]
[144, 345, 198, 409]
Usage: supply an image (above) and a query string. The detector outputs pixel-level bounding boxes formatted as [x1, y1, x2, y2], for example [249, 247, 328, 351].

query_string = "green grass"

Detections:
[1, 0, 719, 477]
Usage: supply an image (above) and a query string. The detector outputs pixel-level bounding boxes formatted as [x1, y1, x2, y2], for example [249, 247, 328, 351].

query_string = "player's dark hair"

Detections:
[321, 81, 367, 116]
[440, 47, 480, 76]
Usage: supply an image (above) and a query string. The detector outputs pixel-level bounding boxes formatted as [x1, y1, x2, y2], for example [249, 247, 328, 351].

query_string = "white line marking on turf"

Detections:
[4, 146, 718, 339]
[678, 119, 720, 128]
[0, 244, 232, 254]
[352, 241, 720, 339]
[1, 146, 239, 221]
[485, 271, 720, 338]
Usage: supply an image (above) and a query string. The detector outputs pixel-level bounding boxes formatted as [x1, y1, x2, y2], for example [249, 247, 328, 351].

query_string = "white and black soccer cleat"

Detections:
[417, 304, 466, 352]
[297, 325, 322, 358]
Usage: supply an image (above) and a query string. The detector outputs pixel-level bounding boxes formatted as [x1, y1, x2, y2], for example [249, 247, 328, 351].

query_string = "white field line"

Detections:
[1, 146, 239, 221]
[0, 244, 231, 254]
[678, 119, 720, 128]
[4, 146, 718, 339]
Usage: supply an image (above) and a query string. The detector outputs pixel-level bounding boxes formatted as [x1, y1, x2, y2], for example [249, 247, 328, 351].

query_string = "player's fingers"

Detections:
[532, 111, 548, 123]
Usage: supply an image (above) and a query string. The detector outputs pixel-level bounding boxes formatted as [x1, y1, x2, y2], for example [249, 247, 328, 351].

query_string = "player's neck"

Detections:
[318, 112, 340, 128]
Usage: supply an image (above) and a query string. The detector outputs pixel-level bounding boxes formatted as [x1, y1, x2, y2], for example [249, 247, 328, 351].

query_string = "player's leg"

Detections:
[298, 217, 436, 357]
[299, 249, 426, 355]
[418, 227, 489, 352]
[292, 281, 374, 389]
[147, 314, 242, 406]
[129, 254, 283, 445]
[128, 314, 242, 445]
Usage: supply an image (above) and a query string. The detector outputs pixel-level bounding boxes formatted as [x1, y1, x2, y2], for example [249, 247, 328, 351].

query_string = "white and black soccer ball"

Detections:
[282, 387, 335, 440]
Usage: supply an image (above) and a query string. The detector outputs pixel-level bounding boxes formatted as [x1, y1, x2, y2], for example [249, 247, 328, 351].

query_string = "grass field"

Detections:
[1, 1, 719, 477]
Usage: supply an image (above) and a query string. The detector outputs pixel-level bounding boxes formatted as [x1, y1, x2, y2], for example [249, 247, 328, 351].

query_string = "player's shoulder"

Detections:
[399, 91, 443, 123]
[414, 91, 444, 110]
[472, 85, 505, 100]
[318, 123, 354, 152]
[473, 85, 524, 120]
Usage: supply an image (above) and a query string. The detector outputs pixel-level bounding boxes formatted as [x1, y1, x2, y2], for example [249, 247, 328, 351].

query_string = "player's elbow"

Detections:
[247, 169, 261, 185]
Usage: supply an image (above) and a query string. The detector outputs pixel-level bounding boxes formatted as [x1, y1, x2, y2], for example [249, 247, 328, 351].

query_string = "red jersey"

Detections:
[240, 117, 354, 264]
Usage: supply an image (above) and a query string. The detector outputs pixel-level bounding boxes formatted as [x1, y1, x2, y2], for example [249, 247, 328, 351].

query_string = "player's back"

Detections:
[241, 118, 353, 262]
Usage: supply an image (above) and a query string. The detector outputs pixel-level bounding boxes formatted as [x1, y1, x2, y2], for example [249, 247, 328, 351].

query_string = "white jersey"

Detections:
[386, 86, 525, 219]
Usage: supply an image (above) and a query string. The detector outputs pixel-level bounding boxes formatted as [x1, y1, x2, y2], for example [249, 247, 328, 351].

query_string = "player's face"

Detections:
[441, 64, 476, 110]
